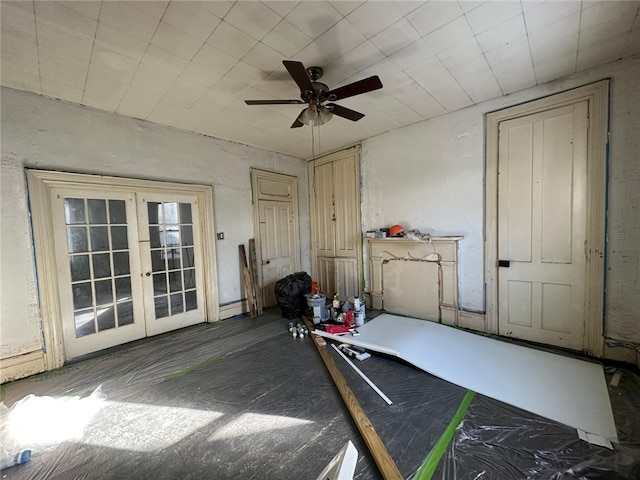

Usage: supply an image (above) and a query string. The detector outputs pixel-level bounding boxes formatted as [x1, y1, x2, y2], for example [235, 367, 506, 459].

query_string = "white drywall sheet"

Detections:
[318, 314, 617, 443]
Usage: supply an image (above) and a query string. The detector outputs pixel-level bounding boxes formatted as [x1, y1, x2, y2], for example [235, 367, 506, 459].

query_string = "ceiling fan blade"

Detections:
[291, 109, 306, 128]
[327, 75, 383, 101]
[283, 60, 314, 93]
[245, 99, 305, 105]
[326, 103, 365, 122]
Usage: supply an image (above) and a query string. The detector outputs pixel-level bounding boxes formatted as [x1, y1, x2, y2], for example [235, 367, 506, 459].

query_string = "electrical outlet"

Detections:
[216, 232, 224, 240]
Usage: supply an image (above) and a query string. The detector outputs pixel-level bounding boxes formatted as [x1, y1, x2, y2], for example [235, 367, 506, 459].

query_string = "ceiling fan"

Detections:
[244, 60, 383, 128]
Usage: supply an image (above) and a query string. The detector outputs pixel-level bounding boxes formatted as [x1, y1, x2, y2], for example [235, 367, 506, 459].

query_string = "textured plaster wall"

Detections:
[361, 55, 640, 343]
[0, 87, 309, 359]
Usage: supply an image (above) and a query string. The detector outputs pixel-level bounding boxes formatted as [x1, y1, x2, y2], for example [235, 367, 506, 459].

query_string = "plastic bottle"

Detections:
[332, 293, 340, 309]
[1, 450, 31, 470]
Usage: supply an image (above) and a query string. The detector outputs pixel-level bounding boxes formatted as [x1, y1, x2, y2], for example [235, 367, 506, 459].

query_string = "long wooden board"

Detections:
[248, 239, 263, 315]
[303, 318, 403, 480]
[239, 244, 256, 318]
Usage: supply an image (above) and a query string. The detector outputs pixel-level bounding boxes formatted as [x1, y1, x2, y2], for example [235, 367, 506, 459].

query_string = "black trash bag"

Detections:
[275, 272, 312, 319]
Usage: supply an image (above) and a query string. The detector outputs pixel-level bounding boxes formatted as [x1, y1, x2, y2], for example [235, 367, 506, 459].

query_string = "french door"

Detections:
[50, 187, 205, 359]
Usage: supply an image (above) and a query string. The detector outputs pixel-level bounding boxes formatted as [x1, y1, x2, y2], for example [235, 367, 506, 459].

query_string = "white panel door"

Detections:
[498, 101, 588, 350]
[258, 200, 295, 307]
[309, 148, 362, 301]
[52, 188, 146, 358]
[138, 194, 205, 336]
[312, 162, 336, 258]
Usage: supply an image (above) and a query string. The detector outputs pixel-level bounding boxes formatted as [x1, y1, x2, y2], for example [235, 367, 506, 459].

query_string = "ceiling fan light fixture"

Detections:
[300, 105, 332, 126]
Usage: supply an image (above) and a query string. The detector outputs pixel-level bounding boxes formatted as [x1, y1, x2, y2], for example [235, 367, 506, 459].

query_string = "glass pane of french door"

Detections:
[52, 188, 146, 359]
[138, 194, 205, 336]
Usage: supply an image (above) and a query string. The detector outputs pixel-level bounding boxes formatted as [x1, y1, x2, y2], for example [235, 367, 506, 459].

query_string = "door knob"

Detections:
[145, 272, 151, 276]
[262, 260, 270, 265]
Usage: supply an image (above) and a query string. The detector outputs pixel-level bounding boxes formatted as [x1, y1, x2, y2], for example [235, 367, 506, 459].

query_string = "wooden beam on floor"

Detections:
[303, 318, 403, 480]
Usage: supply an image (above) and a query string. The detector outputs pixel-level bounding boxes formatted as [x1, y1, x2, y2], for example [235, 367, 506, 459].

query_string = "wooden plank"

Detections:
[248, 239, 263, 315]
[303, 318, 403, 480]
[239, 245, 257, 318]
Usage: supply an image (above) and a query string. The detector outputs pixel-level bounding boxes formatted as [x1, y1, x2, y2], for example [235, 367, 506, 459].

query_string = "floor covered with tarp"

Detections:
[1, 308, 639, 479]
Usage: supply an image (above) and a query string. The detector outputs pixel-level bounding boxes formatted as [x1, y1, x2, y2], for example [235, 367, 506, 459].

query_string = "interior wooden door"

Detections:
[497, 101, 588, 350]
[309, 148, 362, 301]
[251, 169, 301, 308]
[258, 200, 295, 307]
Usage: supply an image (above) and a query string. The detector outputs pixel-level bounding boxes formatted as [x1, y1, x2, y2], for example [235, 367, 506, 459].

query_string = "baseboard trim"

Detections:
[1, 350, 46, 384]
[458, 310, 487, 332]
[219, 300, 249, 320]
[604, 341, 640, 368]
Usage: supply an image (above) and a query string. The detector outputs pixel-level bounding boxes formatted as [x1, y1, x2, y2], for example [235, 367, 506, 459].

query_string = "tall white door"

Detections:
[309, 148, 361, 301]
[497, 101, 588, 350]
[258, 200, 295, 307]
[51, 188, 205, 359]
[251, 169, 301, 308]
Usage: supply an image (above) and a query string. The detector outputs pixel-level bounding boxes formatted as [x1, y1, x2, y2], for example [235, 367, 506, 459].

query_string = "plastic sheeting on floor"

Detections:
[317, 313, 618, 444]
[2, 309, 639, 479]
[433, 368, 640, 479]
[1, 312, 382, 479]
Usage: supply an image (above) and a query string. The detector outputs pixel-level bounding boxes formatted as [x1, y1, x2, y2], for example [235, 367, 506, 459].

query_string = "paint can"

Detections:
[355, 304, 365, 327]
[305, 293, 326, 325]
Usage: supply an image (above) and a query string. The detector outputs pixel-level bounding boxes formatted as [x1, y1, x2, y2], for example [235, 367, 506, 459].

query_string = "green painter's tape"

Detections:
[414, 390, 476, 480]
[164, 353, 226, 381]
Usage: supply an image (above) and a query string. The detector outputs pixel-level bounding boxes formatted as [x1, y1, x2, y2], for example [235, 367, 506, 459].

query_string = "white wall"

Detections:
[0, 87, 310, 360]
[361, 55, 640, 343]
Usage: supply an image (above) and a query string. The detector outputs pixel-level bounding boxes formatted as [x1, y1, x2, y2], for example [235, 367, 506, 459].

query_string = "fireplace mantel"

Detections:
[365, 236, 463, 325]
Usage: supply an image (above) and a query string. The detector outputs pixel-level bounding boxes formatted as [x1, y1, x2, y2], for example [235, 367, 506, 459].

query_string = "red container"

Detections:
[345, 310, 354, 327]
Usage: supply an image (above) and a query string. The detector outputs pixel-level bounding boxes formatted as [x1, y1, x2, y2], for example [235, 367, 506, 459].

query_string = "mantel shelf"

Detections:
[366, 236, 464, 243]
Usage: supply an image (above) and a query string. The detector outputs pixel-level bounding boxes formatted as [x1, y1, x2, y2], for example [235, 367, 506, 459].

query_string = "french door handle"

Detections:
[498, 260, 510, 267]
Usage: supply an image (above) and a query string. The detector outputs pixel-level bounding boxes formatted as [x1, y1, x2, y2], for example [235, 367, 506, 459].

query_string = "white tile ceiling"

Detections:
[1, 0, 639, 159]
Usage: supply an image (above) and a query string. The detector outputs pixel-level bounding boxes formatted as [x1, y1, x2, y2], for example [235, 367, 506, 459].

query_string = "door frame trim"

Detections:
[485, 80, 609, 356]
[250, 168, 302, 306]
[27, 169, 219, 369]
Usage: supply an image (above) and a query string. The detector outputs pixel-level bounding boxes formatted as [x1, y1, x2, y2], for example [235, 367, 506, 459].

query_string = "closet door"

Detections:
[332, 153, 360, 299]
[309, 147, 361, 300]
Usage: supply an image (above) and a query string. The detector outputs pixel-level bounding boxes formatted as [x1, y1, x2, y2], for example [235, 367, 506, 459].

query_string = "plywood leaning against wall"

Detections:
[366, 237, 462, 325]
